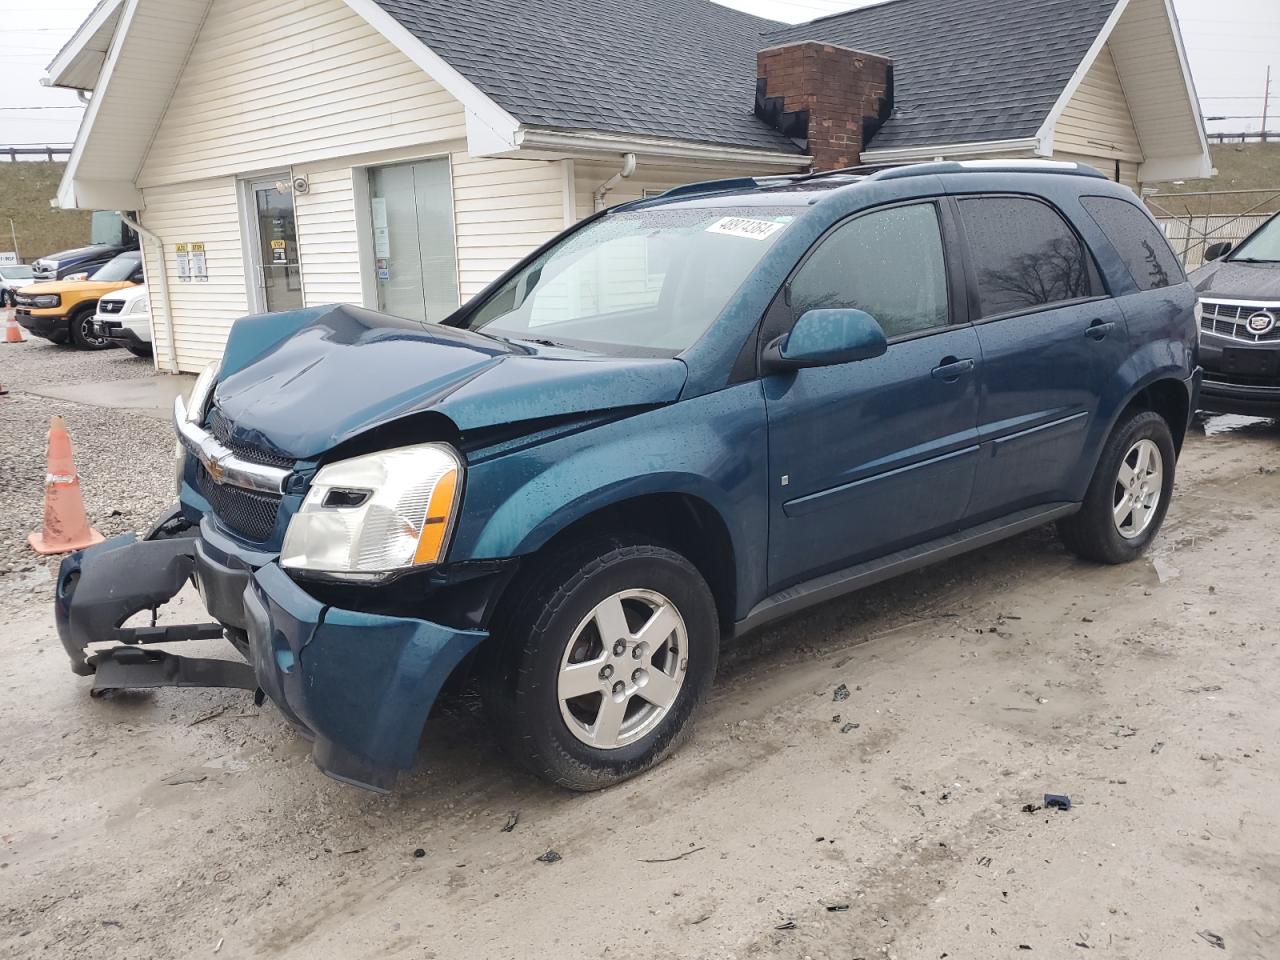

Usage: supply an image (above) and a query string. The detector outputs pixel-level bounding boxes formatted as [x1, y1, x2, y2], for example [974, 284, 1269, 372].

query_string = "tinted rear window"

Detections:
[1080, 196, 1184, 290]
[958, 197, 1095, 318]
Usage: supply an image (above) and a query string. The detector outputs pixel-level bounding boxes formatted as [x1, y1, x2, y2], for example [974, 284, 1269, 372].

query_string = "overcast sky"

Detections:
[1, 0, 1277, 147]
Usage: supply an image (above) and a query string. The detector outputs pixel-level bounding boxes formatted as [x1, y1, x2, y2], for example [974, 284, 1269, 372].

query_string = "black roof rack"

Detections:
[647, 158, 1107, 206]
[656, 175, 803, 200]
[869, 160, 1109, 181]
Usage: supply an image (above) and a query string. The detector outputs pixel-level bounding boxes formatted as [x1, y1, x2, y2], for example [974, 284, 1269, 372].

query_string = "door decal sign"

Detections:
[190, 242, 208, 281]
[705, 216, 787, 241]
[271, 239, 287, 264]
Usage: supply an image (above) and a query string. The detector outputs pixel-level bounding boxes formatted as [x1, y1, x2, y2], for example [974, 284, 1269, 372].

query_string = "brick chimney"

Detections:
[755, 42, 893, 172]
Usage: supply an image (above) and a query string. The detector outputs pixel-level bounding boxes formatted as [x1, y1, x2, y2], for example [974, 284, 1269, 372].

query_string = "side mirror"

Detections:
[1205, 241, 1233, 261]
[764, 308, 888, 372]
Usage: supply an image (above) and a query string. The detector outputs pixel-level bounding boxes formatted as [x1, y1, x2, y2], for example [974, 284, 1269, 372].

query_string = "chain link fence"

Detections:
[1147, 188, 1280, 272]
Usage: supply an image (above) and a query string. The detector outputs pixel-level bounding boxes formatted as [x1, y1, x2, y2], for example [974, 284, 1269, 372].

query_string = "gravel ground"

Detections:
[3, 338, 1280, 960]
[0, 339, 175, 608]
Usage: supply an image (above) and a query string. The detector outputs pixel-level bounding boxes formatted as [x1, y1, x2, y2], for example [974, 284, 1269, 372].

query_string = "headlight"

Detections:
[64, 273, 89, 282]
[184, 363, 219, 425]
[32, 294, 61, 308]
[281, 444, 462, 579]
[1193, 299, 1204, 337]
[129, 296, 150, 315]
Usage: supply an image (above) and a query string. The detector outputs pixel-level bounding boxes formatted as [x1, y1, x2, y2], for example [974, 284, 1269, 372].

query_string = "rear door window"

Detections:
[958, 197, 1095, 318]
[1080, 196, 1185, 291]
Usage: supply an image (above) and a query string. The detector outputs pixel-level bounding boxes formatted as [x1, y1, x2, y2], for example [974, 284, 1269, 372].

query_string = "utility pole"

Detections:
[1264, 66, 1271, 143]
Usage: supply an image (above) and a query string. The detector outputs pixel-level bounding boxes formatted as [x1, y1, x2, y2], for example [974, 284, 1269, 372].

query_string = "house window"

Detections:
[367, 158, 459, 323]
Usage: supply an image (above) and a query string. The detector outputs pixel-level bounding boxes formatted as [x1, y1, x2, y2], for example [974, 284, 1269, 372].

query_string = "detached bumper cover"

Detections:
[56, 532, 488, 792]
[55, 533, 200, 675]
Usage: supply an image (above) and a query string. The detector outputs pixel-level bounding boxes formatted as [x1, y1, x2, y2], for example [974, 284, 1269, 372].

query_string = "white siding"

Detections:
[1109, 0, 1206, 162]
[572, 160, 771, 214]
[138, 0, 465, 188]
[1053, 44, 1144, 164]
[139, 178, 248, 372]
[295, 165, 363, 307]
[452, 155, 568, 300]
[1054, 151, 1141, 191]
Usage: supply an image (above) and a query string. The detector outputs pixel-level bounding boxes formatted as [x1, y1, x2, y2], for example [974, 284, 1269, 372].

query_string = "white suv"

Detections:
[93, 284, 152, 357]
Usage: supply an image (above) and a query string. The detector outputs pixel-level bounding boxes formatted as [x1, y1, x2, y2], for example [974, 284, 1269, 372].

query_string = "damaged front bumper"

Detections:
[55, 518, 487, 793]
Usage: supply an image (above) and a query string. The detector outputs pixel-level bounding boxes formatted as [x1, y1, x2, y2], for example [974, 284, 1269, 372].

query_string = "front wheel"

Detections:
[69, 307, 110, 350]
[1058, 409, 1176, 564]
[481, 538, 719, 791]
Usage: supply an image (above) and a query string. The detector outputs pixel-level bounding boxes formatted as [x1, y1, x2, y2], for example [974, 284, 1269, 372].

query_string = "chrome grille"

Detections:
[98, 299, 125, 315]
[206, 407, 295, 470]
[195, 464, 281, 542]
[1200, 300, 1280, 344]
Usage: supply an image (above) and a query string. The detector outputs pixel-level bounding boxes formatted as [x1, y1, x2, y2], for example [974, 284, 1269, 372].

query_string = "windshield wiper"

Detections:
[1230, 257, 1280, 264]
[498, 334, 569, 349]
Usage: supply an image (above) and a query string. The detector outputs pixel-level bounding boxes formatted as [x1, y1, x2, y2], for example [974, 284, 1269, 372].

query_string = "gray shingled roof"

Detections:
[768, 0, 1120, 151]
[373, 0, 1120, 155]
[373, 0, 801, 154]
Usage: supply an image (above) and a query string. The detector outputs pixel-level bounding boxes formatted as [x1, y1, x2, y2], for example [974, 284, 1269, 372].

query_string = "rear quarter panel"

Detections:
[1063, 187, 1198, 494]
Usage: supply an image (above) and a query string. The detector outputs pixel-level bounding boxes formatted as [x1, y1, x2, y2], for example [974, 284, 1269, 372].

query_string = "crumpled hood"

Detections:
[1190, 258, 1280, 300]
[213, 304, 688, 459]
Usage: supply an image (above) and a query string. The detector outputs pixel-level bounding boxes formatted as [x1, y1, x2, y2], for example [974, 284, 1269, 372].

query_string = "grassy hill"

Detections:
[1149, 143, 1280, 215]
[0, 162, 92, 262]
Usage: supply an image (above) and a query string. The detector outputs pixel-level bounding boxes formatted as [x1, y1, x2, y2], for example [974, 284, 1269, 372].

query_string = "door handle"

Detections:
[931, 356, 975, 382]
[1086, 319, 1116, 340]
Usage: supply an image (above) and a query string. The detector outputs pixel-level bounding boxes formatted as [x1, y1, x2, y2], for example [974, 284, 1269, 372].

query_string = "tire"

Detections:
[481, 536, 719, 791]
[69, 305, 110, 350]
[126, 343, 153, 358]
[1058, 409, 1176, 564]
[0, 290, 12, 308]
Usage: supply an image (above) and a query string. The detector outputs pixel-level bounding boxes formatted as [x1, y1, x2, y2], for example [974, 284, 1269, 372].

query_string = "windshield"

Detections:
[1231, 215, 1280, 262]
[90, 251, 141, 282]
[1, 266, 34, 280]
[454, 205, 802, 354]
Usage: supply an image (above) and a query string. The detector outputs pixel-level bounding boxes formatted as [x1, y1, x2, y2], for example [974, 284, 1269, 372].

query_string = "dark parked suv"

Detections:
[55, 161, 1199, 793]
[1190, 211, 1280, 416]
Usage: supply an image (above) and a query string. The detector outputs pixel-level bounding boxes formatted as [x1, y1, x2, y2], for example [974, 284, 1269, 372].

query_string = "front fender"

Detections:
[450, 382, 769, 620]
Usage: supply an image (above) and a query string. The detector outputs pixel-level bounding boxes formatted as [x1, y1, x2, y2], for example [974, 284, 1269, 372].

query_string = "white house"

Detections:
[47, 0, 1211, 373]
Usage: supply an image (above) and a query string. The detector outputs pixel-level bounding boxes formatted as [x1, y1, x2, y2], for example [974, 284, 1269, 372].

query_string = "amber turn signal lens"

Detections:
[414, 467, 459, 565]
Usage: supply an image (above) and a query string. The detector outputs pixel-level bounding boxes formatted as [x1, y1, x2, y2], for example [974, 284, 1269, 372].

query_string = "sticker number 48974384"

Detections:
[704, 216, 787, 241]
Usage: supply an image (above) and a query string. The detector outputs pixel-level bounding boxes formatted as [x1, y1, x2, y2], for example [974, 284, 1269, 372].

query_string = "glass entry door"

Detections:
[368, 158, 459, 323]
[247, 178, 303, 314]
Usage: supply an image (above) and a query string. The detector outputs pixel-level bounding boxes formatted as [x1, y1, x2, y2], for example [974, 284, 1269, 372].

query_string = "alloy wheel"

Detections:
[557, 588, 688, 749]
[1112, 437, 1163, 539]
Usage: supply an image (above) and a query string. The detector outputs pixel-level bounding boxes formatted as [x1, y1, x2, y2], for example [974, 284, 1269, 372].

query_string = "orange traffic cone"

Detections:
[28, 416, 105, 555]
[3, 309, 25, 344]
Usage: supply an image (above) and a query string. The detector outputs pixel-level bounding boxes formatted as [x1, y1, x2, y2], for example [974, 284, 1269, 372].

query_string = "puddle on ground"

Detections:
[1197, 413, 1277, 438]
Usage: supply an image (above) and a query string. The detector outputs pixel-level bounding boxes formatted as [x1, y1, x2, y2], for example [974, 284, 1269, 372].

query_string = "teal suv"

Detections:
[54, 161, 1199, 793]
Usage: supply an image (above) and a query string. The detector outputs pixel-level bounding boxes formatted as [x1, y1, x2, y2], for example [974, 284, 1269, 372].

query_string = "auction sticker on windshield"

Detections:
[705, 216, 789, 241]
